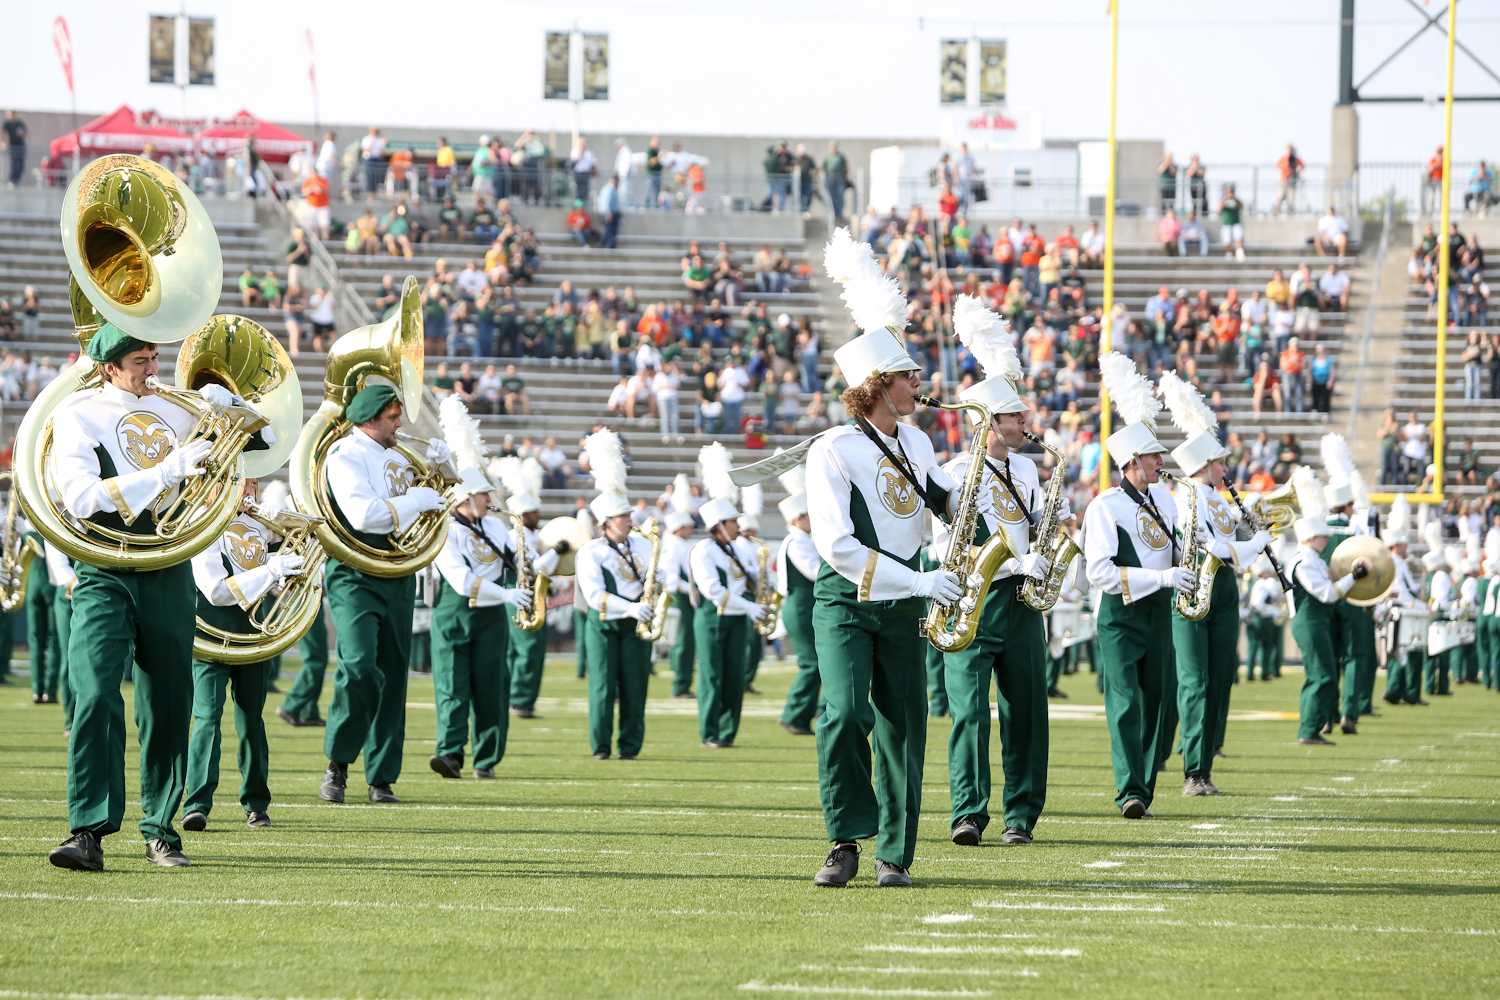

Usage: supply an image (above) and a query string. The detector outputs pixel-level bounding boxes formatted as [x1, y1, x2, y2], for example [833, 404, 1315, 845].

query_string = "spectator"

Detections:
[300, 170, 331, 240]
[624, 365, 656, 421]
[381, 202, 415, 258]
[1485, 333, 1500, 398]
[537, 436, 569, 490]
[469, 196, 500, 244]
[718, 356, 749, 432]
[606, 374, 629, 419]
[1157, 152, 1178, 214]
[1465, 160, 1495, 216]
[1423, 146, 1444, 215]
[315, 130, 338, 182]
[794, 143, 818, 215]
[281, 281, 305, 352]
[682, 254, 712, 300]
[1457, 438, 1483, 486]
[1318, 263, 1350, 312]
[571, 137, 597, 203]
[1314, 206, 1350, 257]
[1251, 359, 1281, 416]
[434, 196, 465, 242]
[1462, 330, 1484, 400]
[824, 142, 849, 224]
[447, 301, 479, 356]
[1080, 221, 1104, 268]
[1211, 299, 1240, 383]
[502, 363, 530, 415]
[1463, 272, 1491, 327]
[1218, 184, 1246, 261]
[1401, 410, 1429, 481]
[1291, 264, 1321, 334]
[1273, 432, 1301, 482]
[1275, 144, 1304, 215]
[238, 267, 263, 308]
[1158, 208, 1181, 255]
[567, 199, 598, 247]
[1179, 210, 1208, 257]
[1185, 154, 1208, 215]
[456, 260, 487, 301]
[597, 174, 622, 249]
[306, 286, 336, 352]
[452, 360, 479, 406]
[777, 368, 803, 432]
[3, 110, 26, 188]
[360, 126, 386, 198]
[346, 208, 380, 254]
[1279, 336, 1307, 412]
[475, 362, 502, 414]
[1309, 343, 1336, 415]
[654, 360, 683, 442]
[386, 146, 414, 199]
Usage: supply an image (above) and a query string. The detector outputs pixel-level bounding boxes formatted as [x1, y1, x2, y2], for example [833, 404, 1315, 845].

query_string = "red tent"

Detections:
[197, 109, 312, 163]
[47, 104, 194, 160]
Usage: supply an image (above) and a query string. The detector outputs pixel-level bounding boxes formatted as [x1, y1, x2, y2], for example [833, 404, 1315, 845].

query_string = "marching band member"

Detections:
[693, 444, 768, 748]
[1380, 497, 1426, 706]
[1245, 558, 1286, 683]
[738, 484, 768, 694]
[1046, 555, 1093, 695]
[921, 531, 948, 716]
[429, 399, 534, 780]
[1159, 372, 1272, 797]
[1084, 352, 1189, 819]
[182, 480, 307, 832]
[575, 430, 658, 760]
[43, 539, 77, 730]
[494, 456, 559, 719]
[943, 296, 1058, 847]
[319, 383, 450, 805]
[1482, 529, 1500, 691]
[1420, 522, 1458, 698]
[1456, 542, 1482, 685]
[271, 475, 330, 728]
[23, 520, 59, 705]
[775, 461, 823, 736]
[662, 475, 698, 700]
[1289, 468, 1364, 746]
[1320, 436, 1377, 733]
[807, 230, 962, 888]
[48, 326, 270, 871]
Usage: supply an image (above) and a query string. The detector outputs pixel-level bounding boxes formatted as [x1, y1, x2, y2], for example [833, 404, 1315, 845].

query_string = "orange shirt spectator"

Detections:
[687, 163, 705, 194]
[1426, 149, 1444, 182]
[389, 148, 413, 184]
[1019, 245, 1042, 269]
[993, 239, 1015, 268]
[1053, 231, 1079, 254]
[1277, 150, 1303, 181]
[302, 173, 329, 208]
[567, 206, 592, 232]
[636, 309, 668, 344]
[938, 189, 959, 221]
[1023, 324, 1056, 370]
[1249, 468, 1275, 493]
[1280, 344, 1305, 375]
[1212, 311, 1240, 345]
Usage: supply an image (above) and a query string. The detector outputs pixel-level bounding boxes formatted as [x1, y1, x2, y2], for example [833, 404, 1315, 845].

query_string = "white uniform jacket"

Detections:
[692, 536, 759, 617]
[435, 513, 520, 608]
[577, 533, 659, 621]
[1083, 482, 1180, 605]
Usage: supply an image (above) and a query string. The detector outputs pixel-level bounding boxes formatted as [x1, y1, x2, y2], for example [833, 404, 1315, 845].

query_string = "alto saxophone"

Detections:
[917, 395, 1014, 653]
[635, 518, 672, 641]
[1166, 474, 1218, 622]
[753, 542, 783, 638]
[511, 514, 548, 631]
[0, 478, 42, 614]
[1019, 432, 1082, 613]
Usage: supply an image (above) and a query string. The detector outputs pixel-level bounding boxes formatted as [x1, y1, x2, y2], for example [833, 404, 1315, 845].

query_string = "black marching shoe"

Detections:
[1298, 735, 1336, 746]
[1046, 687, 1069, 699]
[474, 768, 495, 780]
[307, 714, 326, 727]
[813, 842, 859, 888]
[145, 839, 191, 868]
[1000, 827, 1033, 845]
[593, 750, 611, 760]
[319, 762, 347, 803]
[367, 783, 400, 804]
[275, 706, 304, 727]
[874, 860, 912, 887]
[950, 816, 982, 846]
[181, 811, 208, 832]
[1120, 799, 1147, 819]
[780, 721, 813, 736]
[1340, 718, 1359, 735]
[429, 754, 463, 779]
[48, 831, 104, 872]
[246, 812, 271, 829]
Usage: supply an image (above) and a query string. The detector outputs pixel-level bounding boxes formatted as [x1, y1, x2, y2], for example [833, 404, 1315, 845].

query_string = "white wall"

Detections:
[5, 0, 1499, 163]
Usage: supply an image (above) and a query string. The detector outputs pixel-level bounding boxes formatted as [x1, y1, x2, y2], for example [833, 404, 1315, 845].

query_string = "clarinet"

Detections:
[1226, 482, 1292, 593]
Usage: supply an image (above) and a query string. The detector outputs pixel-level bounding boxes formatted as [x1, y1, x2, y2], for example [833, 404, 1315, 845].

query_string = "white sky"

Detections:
[5, 0, 1499, 164]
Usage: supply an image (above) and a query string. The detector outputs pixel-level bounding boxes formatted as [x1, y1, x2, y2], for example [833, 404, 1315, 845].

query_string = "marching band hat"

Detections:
[345, 383, 400, 424]
[833, 328, 919, 388]
[86, 322, 150, 365]
[699, 497, 740, 531]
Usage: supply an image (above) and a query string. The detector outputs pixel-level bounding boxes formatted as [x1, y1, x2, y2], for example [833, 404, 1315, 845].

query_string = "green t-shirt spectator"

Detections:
[382, 212, 409, 238]
[238, 271, 256, 294]
[285, 240, 311, 267]
[646, 145, 663, 177]
[685, 263, 712, 284]
[433, 372, 455, 392]
[1219, 196, 1243, 227]
[502, 372, 525, 395]
[471, 207, 497, 230]
[439, 204, 462, 228]
[258, 274, 282, 300]
[823, 152, 847, 179]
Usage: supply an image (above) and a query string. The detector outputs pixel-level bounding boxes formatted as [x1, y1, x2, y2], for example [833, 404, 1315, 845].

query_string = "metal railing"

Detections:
[1345, 192, 1395, 443]
[257, 165, 373, 331]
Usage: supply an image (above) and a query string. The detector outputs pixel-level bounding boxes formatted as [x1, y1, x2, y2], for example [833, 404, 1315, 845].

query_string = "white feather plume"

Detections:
[1099, 351, 1162, 430]
[741, 482, 764, 517]
[822, 227, 879, 287]
[1350, 468, 1371, 510]
[520, 457, 544, 497]
[1319, 433, 1355, 486]
[841, 265, 909, 333]
[1465, 532, 1482, 562]
[259, 480, 291, 513]
[1421, 519, 1444, 553]
[698, 442, 738, 503]
[953, 294, 1020, 383]
[1485, 527, 1500, 563]
[670, 473, 693, 514]
[439, 395, 489, 474]
[487, 456, 517, 498]
[775, 448, 806, 498]
[584, 429, 628, 498]
[1156, 370, 1217, 437]
[1291, 466, 1327, 521]
[1387, 494, 1411, 537]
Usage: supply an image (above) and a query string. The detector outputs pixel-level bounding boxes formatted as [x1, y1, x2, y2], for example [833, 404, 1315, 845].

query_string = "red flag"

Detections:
[53, 16, 74, 95]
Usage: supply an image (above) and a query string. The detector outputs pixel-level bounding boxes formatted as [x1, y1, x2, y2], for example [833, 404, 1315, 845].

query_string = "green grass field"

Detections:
[2, 652, 1499, 999]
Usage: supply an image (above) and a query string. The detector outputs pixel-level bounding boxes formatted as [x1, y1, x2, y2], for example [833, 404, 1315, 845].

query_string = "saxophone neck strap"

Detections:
[455, 514, 515, 572]
[856, 418, 944, 520]
[984, 456, 1036, 528]
[1121, 479, 1179, 564]
[715, 537, 752, 581]
[607, 535, 642, 580]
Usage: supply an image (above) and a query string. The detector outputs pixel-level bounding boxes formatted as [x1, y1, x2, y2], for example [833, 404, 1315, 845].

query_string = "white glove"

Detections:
[1208, 538, 1235, 561]
[1162, 567, 1196, 591]
[1056, 498, 1075, 522]
[1018, 552, 1052, 581]
[1249, 530, 1272, 552]
[628, 602, 655, 623]
[743, 602, 768, 622]
[404, 486, 446, 512]
[259, 422, 278, 447]
[913, 569, 963, 603]
[267, 553, 307, 580]
[504, 587, 533, 612]
[160, 439, 213, 486]
[198, 383, 235, 411]
[425, 439, 453, 465]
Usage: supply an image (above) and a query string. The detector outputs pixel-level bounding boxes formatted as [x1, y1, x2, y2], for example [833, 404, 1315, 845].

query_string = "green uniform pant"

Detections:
[574, 608, 589, 678]
[944, 579, 1048, 834]
[778, 605, 821, 731]
[432, 594, 510, 770]
[183, 658, 270, 817]
[584, 612, 650, 756]
[1385, 647, 1425, 704]
[745, 626, 764, 685]
[1477, 618, 1492, 688]
[813, 590, 927, 869]
[280, 601, 328, 723]
[507, 613, 548, 713]
[52, 588, 74, 725]
[1457, 640, 1479, 684]
[925, 641, 948, 716]
[1425, 647, 1452, 695]
[66, 561, 195, 848]
[695, 606, 749, 745]
[669, 601, 696, 697]
[1098, 590, 1172, 809]
[1295, 615, 1340, 739]
[1340, 606, 1378, 719]
[1045, 648, 1064, 692]
[27, 577, 59, 698]
[323, 563, 415, 786]
[1245, 618, 1279, 680]
[1483, 618, 1499, 690]
[1173, 568, 1239, 780]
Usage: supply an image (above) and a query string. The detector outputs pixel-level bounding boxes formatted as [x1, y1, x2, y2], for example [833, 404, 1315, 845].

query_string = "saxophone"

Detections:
[1166, 474, 1218, 622]
[917, 395, 1014, 653]
[634, 517, 672, 641]
[511, 514, 548, 630]
[1019, 432, 1082, 613]
[0, 478, 42, 613]
[753, 542, 783, 638]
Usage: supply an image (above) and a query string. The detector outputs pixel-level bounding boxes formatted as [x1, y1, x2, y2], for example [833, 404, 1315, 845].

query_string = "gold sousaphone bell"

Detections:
[1329, 534, 1396, 606]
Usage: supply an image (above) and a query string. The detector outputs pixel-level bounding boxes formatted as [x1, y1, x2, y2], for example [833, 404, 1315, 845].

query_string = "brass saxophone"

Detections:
[634, 518, 672, 641]
[917, 395, 1014, 653]
[1019, 432, 1082, 613]
[0, 478, 42, 613]
[511, 514, 548, 630]
[1167, 474, 1218, 622]
[753, 542, 783, 638]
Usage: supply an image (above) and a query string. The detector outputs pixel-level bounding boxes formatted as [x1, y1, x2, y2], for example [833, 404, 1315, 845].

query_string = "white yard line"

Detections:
[864, 944, 1081, 958]
[796, 966, 1038, 980]
[971, 900, 1168, 913]
[739, 982, 993, 998]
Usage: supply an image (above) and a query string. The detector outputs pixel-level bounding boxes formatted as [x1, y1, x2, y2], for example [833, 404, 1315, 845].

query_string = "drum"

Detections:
[1428, 618, 1461, 656]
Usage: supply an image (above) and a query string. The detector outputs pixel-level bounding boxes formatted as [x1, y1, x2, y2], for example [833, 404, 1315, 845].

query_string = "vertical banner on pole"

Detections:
[582, 33, 609, 101]
[188, 17, 215, 86]
[148, 14, 176, 84]
[939, 40, 967, 105]
[1099, 0, 1120, 489]
[52, 17, 75, 95]
[543, 31, 571, 100]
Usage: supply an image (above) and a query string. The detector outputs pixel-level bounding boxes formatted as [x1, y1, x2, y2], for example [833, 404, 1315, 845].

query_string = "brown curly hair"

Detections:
[841, 373, 897, 420]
